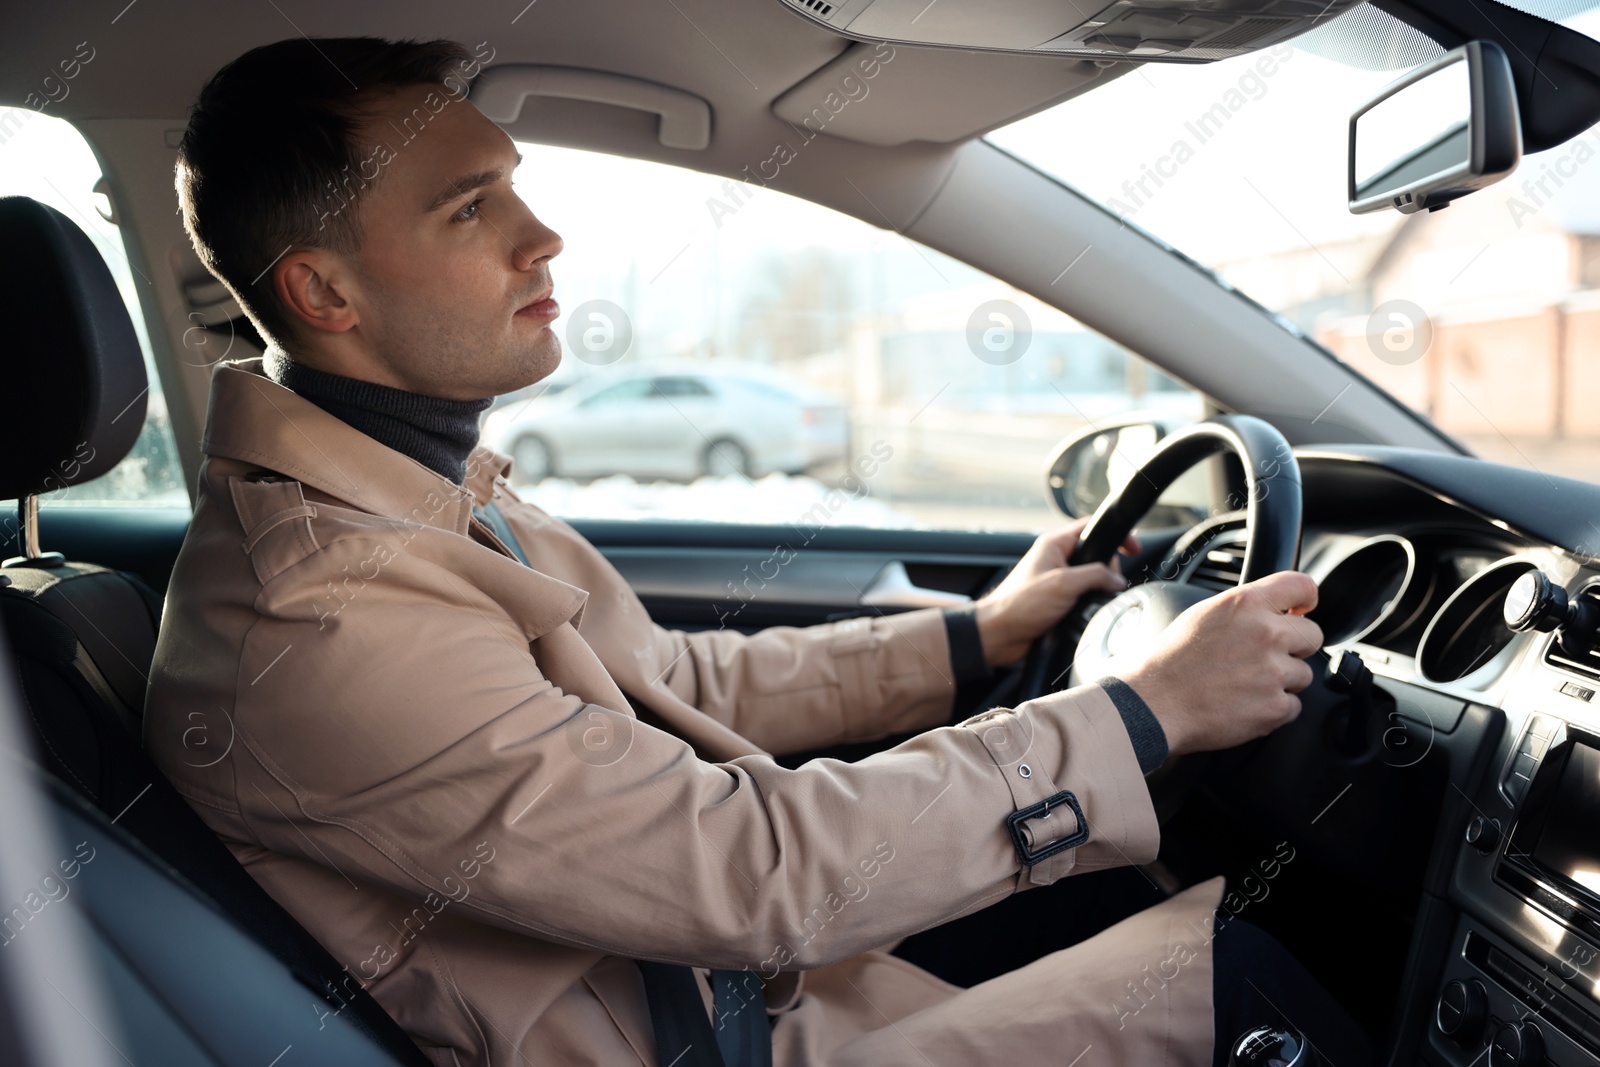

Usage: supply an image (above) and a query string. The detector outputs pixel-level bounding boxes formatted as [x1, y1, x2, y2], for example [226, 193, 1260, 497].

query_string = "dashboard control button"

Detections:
[1465, 816, 1502, 854]
[1488, 1020, 1544, 1067]
[1505, 772, 1533, 806]
[1435, 980, 1487, 1041]
[1502, 716, 1559, 807]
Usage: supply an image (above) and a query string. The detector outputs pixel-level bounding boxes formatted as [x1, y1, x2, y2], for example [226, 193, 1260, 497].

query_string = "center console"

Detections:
[1428, 704, 1600, 1065]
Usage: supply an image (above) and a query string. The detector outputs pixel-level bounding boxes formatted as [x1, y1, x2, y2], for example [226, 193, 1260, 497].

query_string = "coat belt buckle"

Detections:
[1005, 789, 1088, 866]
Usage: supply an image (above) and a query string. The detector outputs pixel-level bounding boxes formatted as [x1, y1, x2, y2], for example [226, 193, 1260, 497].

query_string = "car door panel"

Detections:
[18, 509, 1041, 617]
[574, 520, 1185, 630]
[600, 545, 1010, 630]
[21, 509, 1184, 635]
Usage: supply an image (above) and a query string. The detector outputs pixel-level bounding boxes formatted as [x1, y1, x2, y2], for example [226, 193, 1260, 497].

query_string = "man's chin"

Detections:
[500, 334, 563, 394]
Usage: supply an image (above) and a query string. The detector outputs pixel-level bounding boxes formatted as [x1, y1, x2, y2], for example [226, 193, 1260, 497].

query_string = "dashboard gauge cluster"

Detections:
[1306, 534, 1532, 683]
[1306, 534, 1421, 647]
[1182, 525, 1534, 686]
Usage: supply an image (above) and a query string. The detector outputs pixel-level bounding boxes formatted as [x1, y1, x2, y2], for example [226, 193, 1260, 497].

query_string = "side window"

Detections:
[486, 144, 1204, 531]
[581, 380, 653, 407]
[652, 377, 712, 398]
[0, 107, 187, 525]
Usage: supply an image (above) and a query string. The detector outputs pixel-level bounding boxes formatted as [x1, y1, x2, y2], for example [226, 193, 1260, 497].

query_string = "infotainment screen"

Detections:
[1531, 741, 1600, 901]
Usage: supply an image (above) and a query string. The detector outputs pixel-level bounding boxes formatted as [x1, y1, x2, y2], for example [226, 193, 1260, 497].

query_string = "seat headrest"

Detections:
[0, 196, 148, 500]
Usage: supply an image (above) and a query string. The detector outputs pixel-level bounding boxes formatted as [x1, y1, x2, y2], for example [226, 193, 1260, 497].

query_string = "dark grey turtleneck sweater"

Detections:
[262, 350, 1166, 772]
[264, 348, 490, 485]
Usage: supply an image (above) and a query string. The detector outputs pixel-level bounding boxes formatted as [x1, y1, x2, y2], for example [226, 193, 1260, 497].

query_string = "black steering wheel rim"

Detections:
[1068, 414, 1303, 580]
[1014, 414, 1303, 702]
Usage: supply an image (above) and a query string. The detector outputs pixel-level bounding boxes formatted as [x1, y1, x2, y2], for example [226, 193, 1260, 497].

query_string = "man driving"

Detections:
[147, 36, 1373, 1067]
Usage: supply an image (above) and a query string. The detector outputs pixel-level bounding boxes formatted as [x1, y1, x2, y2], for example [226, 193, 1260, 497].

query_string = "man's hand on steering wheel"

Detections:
[1120, 571, 1324, 758]
[977, 416, 1323, 767]
[974, 516, 1139, 669]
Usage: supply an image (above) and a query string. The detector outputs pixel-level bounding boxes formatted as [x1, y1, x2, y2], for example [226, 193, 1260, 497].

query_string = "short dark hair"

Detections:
[176, 37, 481, 346]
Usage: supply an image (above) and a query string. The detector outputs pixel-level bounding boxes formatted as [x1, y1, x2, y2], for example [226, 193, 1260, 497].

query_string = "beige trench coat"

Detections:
[145, 358, 1225, 1066]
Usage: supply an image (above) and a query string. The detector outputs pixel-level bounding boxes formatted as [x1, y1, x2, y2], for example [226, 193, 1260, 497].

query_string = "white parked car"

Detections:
[483, 369, 850, 483]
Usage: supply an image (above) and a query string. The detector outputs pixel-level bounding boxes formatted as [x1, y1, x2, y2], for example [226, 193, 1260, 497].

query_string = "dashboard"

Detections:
[1165, 446, 1600, 1067]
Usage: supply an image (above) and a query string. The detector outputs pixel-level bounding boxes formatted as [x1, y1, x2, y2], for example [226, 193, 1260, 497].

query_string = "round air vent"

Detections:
[1418, 557, 1536, 684]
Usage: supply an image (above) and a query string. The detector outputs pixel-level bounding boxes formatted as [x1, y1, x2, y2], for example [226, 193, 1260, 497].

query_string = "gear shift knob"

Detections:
[1229, 1025, 1325, 1067]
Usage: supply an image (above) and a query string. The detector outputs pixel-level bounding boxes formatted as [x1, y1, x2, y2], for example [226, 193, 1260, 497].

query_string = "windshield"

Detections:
[989, 3, 1600, 483]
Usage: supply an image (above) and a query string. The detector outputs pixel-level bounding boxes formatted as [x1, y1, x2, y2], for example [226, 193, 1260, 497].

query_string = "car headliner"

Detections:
[3, 1, 1122, 151]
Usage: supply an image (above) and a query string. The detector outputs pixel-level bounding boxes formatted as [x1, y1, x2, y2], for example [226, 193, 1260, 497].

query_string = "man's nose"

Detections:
[511, 210, 562, 273]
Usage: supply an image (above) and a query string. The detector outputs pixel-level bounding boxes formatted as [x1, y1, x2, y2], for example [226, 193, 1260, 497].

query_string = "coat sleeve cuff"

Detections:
[958, 682, 1160, 888]
[1096, 676, 1169, 775]
[940, 605, 990, 684]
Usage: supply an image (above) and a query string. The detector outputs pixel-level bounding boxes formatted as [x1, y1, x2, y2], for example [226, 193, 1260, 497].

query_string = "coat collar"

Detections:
[203, 358, 513, 535]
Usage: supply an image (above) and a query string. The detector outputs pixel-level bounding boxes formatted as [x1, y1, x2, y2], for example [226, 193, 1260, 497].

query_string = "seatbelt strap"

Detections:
[637, 962, 725, 1067]
[712, 969, 774, 1067]
[474, 502, 773, 1067]
[476, 502, 531, 566]
[637, 964, 772, 1067]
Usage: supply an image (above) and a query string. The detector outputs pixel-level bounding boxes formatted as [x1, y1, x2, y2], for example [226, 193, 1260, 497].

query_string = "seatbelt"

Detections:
[477, 502, 532, 566]
[711, 969, 774, 1067]
[637, 962, 723, 1067]
[638, 964, 772, 1067]
[475, 501, 774, 1067]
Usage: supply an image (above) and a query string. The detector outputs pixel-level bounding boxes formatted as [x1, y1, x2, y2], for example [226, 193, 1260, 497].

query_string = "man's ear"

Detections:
[275, 250, 360, 334]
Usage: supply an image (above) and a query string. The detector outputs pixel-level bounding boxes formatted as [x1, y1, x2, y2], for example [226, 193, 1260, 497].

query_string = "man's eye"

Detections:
[453, 197, 485, 222]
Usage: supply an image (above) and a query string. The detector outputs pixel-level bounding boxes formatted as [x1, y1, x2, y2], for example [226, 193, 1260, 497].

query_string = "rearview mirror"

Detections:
[1348, 40, 1521, 215]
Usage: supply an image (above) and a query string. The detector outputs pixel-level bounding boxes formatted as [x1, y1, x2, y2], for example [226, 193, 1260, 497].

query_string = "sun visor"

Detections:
[776, 0, 1366, 62]
[772, 44, 1119, 146]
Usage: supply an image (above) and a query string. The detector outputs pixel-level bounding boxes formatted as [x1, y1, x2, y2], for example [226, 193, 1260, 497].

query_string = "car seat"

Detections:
[0, 194, 430, 1066]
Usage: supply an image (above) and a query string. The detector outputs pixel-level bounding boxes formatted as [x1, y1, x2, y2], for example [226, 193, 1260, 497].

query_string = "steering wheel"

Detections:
[1015, 414, 1305, 703]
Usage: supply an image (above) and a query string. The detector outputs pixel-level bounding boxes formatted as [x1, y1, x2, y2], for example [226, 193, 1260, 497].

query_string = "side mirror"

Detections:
[1044, 420, 1165, 519]
[1348, 40, 1521, 215]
